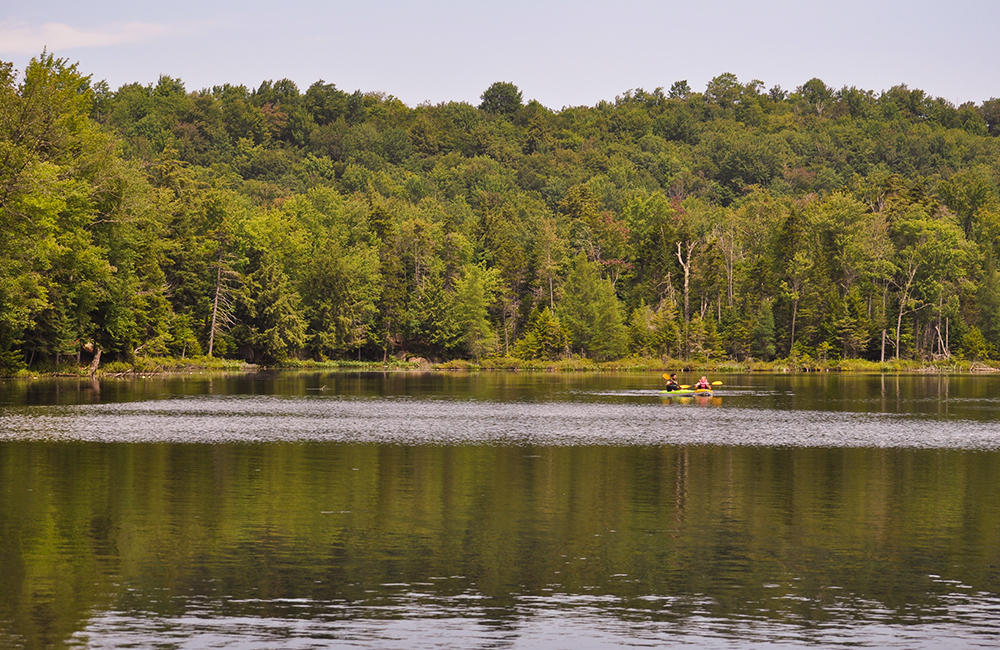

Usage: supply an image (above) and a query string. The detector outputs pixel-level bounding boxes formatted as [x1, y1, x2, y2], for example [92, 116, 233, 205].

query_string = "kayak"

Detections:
[659, 388, 713, 396]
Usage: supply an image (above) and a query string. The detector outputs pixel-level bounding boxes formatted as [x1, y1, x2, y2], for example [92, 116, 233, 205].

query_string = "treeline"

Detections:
[2, 53, 1000, 372]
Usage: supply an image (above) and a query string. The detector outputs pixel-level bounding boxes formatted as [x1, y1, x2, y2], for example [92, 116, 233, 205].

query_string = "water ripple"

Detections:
[2, 395, 999, 449]
[71, 588, 1000, 649]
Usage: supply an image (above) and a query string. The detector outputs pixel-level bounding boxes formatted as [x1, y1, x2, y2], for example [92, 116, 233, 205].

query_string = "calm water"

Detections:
[1, 371, 999, 649]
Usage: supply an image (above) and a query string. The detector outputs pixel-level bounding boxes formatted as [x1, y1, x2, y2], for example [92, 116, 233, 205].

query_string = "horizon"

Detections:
[4, 0, 999, 110]
[7, 50, 997, 113]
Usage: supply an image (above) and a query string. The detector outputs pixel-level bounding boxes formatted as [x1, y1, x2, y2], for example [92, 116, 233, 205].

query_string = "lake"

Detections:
[1, 371, 999, 649]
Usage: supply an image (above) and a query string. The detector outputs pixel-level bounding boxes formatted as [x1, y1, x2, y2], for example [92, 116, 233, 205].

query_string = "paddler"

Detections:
[664, 373, 680, 391]
[695, 376, 711, 390]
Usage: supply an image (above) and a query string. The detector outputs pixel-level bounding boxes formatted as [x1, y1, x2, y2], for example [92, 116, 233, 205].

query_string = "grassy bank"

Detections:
[5, 354, 998, 380]
[439, 355, 999, 374]
[4, 356, 253, 378]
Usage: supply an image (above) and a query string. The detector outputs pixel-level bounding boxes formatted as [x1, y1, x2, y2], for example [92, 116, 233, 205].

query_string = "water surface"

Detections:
[1, 372, 998, 649]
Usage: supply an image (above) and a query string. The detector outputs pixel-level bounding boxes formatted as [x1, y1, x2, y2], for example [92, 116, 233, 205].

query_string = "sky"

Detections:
[2, 0, 998, 109]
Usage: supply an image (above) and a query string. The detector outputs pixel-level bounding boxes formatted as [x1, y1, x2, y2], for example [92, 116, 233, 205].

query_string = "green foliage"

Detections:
[301, 241, 381, 359]
[628, 300, 680, 358]
[5, 53, 1000, 370]
[557, 254, 628, 360]
[514, 307, 569, 360]
[479, 82, 523, 117]
[452, 263, 500, 361]
[960, 326, 994, 361]
[230, 247, 307, 363]
[752, 300, 777, 360]
[937, 166, 998, 241]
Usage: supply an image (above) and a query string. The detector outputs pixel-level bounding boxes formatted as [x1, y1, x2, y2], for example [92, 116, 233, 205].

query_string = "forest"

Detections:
[2, 52, 1000, 373]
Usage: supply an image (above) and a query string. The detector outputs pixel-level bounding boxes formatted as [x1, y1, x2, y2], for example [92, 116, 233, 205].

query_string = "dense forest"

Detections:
[2, 52, 1000, 373]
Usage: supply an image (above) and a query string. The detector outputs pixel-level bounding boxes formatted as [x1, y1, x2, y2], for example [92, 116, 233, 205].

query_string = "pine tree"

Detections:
[558, 254, 627, 360]
[514, 307, 569, 360]
[752, 300, 777, 360]
[231, 248, 306, 363]
[452, 264, 499, 362]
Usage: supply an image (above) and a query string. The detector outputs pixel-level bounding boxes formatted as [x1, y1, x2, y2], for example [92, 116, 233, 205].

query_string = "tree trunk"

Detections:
[676, 241, 695, 359]
[88, 346, 101, 377]
[895, 307, 904, 359]
[935, 325, 948, 358]
[894, 263, 919, 359]
[790, 300, 798, 353]
[208, 255, 222, 357]
[382, 319, 392, 363]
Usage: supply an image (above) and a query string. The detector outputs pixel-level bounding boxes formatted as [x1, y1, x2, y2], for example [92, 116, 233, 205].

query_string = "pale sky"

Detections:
[2, 0, 998, 109]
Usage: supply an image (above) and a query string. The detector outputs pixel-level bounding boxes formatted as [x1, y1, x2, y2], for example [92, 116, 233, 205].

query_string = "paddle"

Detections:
[712, 381, 723, 386]
[662, 373, 685, 386]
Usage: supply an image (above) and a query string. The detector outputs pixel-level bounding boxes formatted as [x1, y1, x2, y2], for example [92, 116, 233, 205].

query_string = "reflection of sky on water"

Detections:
[76, 585, 1000, 649]
[3, 395, 1000, 449]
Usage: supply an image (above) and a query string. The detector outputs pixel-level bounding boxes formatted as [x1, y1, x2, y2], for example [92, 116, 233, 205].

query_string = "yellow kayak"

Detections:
[659, 388, 713, 396]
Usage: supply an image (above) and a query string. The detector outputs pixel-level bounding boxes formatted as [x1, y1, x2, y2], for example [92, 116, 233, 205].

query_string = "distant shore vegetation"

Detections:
[3, 53, 1000, 377]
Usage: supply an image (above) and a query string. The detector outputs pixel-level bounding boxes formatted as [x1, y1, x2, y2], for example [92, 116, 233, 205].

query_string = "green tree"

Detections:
[0, 55, 94, 369]
[889, 207, 969, 358]
[301, 241, 381, 359]
[368, 201, 408, 361]
[937, 166, 998, 241]
[961, 326, 993, 361]
[628, 299, 680, 358]
[835, 288, 873, 359]
[452, 263, 500, 361]
[533, 214, 568, 310]
[479, 82, 523, 117]
[752, 299, 777, 360]
[977, 257, 1000, 350]
[668, 80, 691, 99]
[231, 247, 306, 363]
[406, 270, 461, 358]
[514, 306, 569, 360]
[558, 254, 627, 359]
[1, 53, 177, 370]
[980, 97, 1000, 136]
[303, 80, 349, 126]
[798, 78, 834, 116]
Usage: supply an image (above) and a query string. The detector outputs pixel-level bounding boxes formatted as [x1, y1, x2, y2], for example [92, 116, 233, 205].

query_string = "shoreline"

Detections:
[3, 355, 999, 380]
